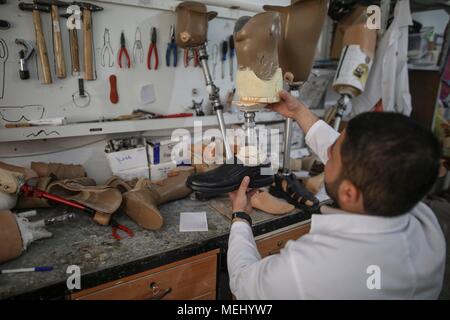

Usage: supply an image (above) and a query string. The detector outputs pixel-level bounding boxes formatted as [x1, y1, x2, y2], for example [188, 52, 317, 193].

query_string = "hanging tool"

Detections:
[211, 43, 218, 80]
[0, 38, 7, 99]
[35, 0, 69, 79]
[18, 2, 52, 84]
[15, 39, 35, 80]
[101, 28, 114, 67]
[184, 48, 199, 67]
[229, 35, 235, 81]
[74, 1, 103, 80]
[19, 182, 133, 241]
[109, 74, 118, 104]
[147, 27, 159, 70]
[118, 31, 131, 69]
[165, 24, 177, 67]
[132, 26, 144, 65]
[0, 20, 10, 30]
[61, 12, 80, 75]
[221, 40, 227, 80]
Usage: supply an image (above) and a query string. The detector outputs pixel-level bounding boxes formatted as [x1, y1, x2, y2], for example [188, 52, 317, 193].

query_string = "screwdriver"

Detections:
[229, 35, 235, 81]
[221, 40, 228, 80]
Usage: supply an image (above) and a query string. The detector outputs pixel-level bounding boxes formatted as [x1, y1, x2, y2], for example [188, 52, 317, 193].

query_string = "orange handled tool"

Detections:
[109, 74, 118, 104]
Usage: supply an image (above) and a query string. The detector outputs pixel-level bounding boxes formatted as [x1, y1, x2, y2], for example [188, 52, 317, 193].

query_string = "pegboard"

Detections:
[0, 0, 242, 127]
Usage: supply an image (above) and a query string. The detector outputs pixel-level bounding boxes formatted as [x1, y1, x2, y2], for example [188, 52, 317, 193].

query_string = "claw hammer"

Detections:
[73, 1, 103, 80]
[35, 0, 70, 79]
[18, 2, 52, 84]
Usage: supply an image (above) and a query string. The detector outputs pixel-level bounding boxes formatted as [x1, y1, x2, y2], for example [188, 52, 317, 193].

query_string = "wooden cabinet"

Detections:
[255, 221, 310, 258]
[70, 249, 219, 300]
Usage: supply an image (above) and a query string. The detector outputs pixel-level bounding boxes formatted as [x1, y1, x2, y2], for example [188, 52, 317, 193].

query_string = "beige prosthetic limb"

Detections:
[0, 210, 52, 264]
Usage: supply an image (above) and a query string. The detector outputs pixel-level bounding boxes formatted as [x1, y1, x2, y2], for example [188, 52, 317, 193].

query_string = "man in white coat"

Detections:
[227, 90, 446, 299]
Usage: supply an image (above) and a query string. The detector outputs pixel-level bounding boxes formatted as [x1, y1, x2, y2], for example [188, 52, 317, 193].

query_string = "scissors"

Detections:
[165, 24, 177, 67]
[0, 38, 8, 99]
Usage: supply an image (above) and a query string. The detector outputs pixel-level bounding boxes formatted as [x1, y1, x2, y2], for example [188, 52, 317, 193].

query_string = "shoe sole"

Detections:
[188, 175, 274, 194]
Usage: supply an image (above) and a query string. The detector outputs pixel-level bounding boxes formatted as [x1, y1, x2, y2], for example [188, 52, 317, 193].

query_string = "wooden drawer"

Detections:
[256, 222, 310, 258]
[71, 249, 219, 300]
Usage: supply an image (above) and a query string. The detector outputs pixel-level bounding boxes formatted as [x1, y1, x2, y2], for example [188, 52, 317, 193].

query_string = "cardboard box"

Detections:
[150, 161, 177, 181]
[105, 147, 149, 173]
[113, 166, 150, 181]
[147, 139, 180, 164]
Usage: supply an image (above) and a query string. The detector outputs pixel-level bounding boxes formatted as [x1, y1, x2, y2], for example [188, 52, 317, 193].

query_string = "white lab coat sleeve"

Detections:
[304, 120, 340, 164]
[227, 221, 303, 299]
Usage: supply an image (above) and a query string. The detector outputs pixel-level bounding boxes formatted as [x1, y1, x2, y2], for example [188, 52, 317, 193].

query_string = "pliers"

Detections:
[111, 218, 134, 240]
[165, 24, 177, 67]
[184, 48, 199, 67]
[147, 27, 159, 70]
[118, 31, 131, 69]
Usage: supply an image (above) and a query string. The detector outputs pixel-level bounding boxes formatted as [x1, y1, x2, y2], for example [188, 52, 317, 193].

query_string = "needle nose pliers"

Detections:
[165, 24, 177, 67]
[147, 27, 159, 70]
[118, 31, 131, 69]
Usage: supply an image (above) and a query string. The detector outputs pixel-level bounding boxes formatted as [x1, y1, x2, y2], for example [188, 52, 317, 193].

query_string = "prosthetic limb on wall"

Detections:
[175, 2, 233, 160]
[329, 5, 377, 130]
[264, 0, 327, 173]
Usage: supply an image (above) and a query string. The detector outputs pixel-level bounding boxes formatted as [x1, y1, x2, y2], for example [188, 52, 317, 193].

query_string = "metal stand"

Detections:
[282, 83, 301, 174]
[198, 44, 233, 161]
[333, 93, 351, 131]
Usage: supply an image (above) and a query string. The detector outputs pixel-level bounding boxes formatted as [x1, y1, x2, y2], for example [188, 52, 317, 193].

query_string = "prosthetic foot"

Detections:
[106, 167, 194, 230]
[250, 190, 295, 215]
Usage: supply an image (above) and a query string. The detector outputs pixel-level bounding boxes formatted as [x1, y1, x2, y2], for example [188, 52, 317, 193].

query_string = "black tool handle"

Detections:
[221, 40, 228, 61]
[19, 51, 30, 80]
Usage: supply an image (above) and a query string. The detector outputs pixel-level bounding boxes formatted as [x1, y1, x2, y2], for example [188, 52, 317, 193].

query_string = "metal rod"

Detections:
[198, 45, 233, 160]
[282, 85, 300, 174]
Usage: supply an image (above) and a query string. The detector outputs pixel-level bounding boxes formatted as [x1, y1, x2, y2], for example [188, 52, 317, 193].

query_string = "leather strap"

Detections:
[232, 211, 252, 226]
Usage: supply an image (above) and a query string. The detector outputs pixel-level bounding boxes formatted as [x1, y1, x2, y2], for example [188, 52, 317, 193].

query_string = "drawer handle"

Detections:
[277, 240, 283, 247]
[148, 282, 172, 300]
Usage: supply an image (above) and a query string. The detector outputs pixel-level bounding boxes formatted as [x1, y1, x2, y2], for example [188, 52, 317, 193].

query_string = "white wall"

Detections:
[0, 0, 318, 183]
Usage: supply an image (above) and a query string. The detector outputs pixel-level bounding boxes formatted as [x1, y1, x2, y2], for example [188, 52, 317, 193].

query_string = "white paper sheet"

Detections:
[179, 212, 208, 232]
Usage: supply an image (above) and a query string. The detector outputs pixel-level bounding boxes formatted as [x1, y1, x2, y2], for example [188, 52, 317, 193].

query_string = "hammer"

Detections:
[18, 2, 52, 84]
[35, 0, 69, 79]
[73, 1, 103, 81]
[61, 12, 80, 75]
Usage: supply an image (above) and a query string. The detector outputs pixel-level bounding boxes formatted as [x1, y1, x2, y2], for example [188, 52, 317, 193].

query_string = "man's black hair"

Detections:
[340, 112, 441, 217]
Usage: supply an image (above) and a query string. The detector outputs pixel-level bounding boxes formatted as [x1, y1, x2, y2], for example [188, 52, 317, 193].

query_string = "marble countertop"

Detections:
[0, 195, 311, 299]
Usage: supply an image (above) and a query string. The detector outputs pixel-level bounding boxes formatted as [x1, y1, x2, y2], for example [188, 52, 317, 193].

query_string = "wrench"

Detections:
[0, 38, 8, 99]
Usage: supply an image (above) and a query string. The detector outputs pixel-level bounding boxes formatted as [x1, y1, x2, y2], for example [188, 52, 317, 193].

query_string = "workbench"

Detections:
[0, 195, 313, 300]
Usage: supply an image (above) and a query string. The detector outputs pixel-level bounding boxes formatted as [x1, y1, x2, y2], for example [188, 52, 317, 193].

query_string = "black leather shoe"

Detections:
[269, 172, 320, 213]
[187, 160, 274, 194]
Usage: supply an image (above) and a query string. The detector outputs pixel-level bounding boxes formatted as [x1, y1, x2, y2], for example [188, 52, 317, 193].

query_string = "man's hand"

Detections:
[268, 90, 304, 119]
[229, 176, 257, 214]
[268, 90, 319, 135]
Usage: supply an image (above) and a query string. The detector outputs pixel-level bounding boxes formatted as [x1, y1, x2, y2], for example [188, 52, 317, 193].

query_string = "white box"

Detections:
[106, 147, 149, 173]
[147, 139, 189, 164]
[150, 161, 177, 181]
[113, 166, 150, 181]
